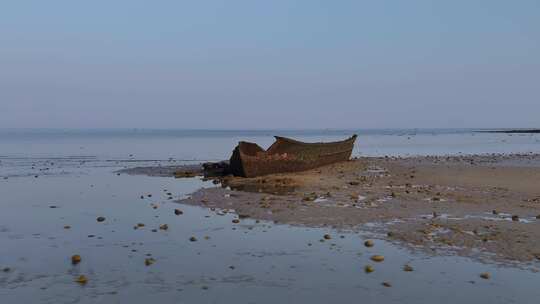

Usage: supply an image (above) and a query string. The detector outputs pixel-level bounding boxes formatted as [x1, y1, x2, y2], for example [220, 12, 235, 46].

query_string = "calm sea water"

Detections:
[1, 129, 540, 303]
[1, 128, 539, 163]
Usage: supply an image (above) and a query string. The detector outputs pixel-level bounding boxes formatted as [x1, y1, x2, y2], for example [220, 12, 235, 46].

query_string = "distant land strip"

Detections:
[477, 129, 540, 134]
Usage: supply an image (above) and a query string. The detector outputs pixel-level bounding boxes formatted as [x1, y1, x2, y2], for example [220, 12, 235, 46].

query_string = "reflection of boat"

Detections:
[229, 135, 357, 178]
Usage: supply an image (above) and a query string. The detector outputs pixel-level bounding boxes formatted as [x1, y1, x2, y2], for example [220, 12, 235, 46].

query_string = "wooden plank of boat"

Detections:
[229, 135, 357, 177]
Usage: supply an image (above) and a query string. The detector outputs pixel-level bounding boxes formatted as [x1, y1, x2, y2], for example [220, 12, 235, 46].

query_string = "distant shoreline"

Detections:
[477, 129, 540, 134]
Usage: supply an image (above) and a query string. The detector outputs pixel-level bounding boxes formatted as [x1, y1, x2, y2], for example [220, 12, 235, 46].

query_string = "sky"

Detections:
[0, 0, 539, 129]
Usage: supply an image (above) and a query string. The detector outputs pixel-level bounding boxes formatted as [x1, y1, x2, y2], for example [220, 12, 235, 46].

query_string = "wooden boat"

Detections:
[229, 135, 357, 177]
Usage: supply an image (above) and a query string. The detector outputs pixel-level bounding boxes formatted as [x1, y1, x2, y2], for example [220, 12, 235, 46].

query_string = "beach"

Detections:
[2, 129, 540, 303]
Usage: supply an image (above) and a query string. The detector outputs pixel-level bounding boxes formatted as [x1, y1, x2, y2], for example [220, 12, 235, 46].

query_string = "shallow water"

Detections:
[1, 165, 540, 303]
[1, 129, 540, 303]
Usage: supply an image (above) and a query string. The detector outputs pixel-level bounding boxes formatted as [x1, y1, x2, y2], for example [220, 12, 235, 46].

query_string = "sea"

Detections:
[1, 128, 539, 303]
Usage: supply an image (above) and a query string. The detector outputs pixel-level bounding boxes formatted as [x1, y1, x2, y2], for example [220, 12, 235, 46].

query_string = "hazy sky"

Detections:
[1, 1, 538, 129]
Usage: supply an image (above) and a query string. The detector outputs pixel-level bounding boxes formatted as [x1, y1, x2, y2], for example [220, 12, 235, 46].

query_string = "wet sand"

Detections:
[169, 153, 540, 263]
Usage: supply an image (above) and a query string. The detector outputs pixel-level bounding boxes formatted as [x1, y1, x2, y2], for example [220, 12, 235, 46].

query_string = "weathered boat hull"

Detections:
[229, 135, 357, 177]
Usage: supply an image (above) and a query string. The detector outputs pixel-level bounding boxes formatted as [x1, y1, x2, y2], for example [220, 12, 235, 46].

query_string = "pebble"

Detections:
[511, 215, 519, 222]
[382, 282, 392, 287]
[323, 234, 332, 240]
[159, 224, 168, 230]
[403, 264, 414, 272]
[364, 240, 374, 247]
[189, 236, 197, 242]
[232, 219, 240, 224]
[145, 258, 156, 266]
[64, 225, 71, 229]
[71, 255, 82, 265]
[3, 267, 11, 272]
[371, 255, 385, 262]
[96, 217, 106, 222]
[480, 272, 490, 279]
[364, 265, 374, 273]
[174, 209, 183, 215]
[75, 275, 88, 285]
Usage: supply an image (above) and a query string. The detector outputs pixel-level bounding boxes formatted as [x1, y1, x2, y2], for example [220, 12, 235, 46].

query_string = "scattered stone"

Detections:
[64, 225, 71, 229]
[364, 240, 374, 247]
[3, 267, 11, 272]
[511, 215, 519, 222]
[232, 219, 240, 224]
[189, 236, 197, 242]
[364, 265, 374, 273]
[387, 231, 395, 237]
[159, 224, 168, 230]
[174, 209, 183, 215]
[403, 264, 414, 272]
[96, 217, 106, 222]
[382, 282, 392, 287]
[71, 255, 82, 265]
[145, 258, 156, 266]
[75, 275, 88, 285]
[536, 214, 540, 219]
[137, 223, 145, 227]
[49, 205, 58, 209]
[480, 272, 490, 279]
[371, 255, 385, 262]
[492, 210, 499, 215]
[323, 234, 332, 240]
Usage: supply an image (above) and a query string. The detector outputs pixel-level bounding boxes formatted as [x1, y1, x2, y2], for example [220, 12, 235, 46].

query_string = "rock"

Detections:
[64, 225, 71, 229]
[511, 215, 519, 222]
[364, 240, 374, 247]
[145, 258, 156, 266]
[189, 236, 197, 242]
[232, 219, 240, 224]
[364, 265, 374, 273]
[75, 275, 88, 285]
[371, 255, 385, 262]
[403, 264, 414, 272]
[159, 224, 168, 230]
[382, 282, 392, 287]
[323, 234, 332, 240]
[492, 210, 499, 215]
[480, 272, 490, 279]
[387, 231, 395, 237]
[2, 267, 11, 272]
[537, 214, 540, 219]
[137, 223, 145, 227]
[71, 255, 82, 265]
[49, 205, 57, 209]
[174, 209, 183, 215]
[96, 217, 106, 222]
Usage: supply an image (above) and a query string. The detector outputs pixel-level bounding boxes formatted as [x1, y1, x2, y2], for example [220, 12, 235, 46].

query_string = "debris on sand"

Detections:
[71, 255, 82, 265]
[75, 275, 88, 285]
[371, 255, 385, 262]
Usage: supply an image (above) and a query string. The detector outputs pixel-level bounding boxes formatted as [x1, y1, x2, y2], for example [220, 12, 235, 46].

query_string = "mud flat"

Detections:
[173, 153, 540, 263]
